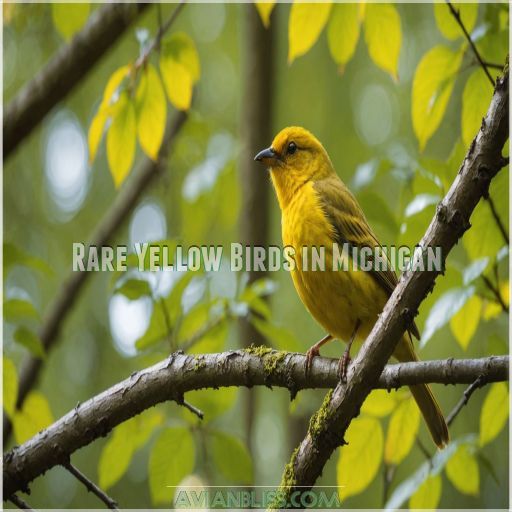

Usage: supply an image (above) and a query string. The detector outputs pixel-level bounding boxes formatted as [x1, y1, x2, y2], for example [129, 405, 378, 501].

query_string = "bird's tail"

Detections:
[395, 336, 449, 449]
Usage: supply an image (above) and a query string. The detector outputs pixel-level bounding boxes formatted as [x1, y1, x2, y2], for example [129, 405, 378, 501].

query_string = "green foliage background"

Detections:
[3, 2, 509, 509]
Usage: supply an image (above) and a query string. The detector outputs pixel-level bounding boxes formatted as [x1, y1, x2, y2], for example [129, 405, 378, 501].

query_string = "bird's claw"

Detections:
[304, 346, 320, 376]
[338, 351, 352, 382]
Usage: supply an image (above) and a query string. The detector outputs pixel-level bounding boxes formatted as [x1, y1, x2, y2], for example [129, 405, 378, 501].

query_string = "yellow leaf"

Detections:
[3, 356, 18, 417]
[412, 45, 464, 151]
[337, 417, 383, 500]
[327, 4, 361, 71]
[500, 280, 509, 307]
[136, 64, 167, 160]
[385, 396, 420, 464]
[409, 473, 442, 509]
[462, 70, 493, 147]
[160, 33, 200, 111]
[450, 295, 482, 350]
[479, 382, 509, 446]
[52, 3, 90, 41]
[255, 2, 276, 28]
[361, 389, 396, 417]
[434, 2, 478, 40]
[288, 2, 332, 64]
[88, 65, 130, 163]
[482, 299, 502, 321]
[446, 444, 479, 496]
[12, 391, 54, 444]
[106, 92, 136, 187]
[363, 3, 401, 80]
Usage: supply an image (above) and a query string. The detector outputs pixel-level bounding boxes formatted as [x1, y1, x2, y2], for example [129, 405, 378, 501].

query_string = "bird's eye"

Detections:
[287, 142, 297, 155]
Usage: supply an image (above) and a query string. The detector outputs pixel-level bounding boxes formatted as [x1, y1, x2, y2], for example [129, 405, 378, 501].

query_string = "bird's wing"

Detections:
[314, 175, 420, 340]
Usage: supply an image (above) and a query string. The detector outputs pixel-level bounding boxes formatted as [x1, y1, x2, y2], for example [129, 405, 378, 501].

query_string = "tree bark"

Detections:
[3, 3, 148, 159]
[277, 69, 509, 497]
[3, 351, 508, 497]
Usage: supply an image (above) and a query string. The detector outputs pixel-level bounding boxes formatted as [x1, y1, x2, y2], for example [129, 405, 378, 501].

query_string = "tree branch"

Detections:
[3, 3, 148, 160]
[3, 111, 188, 445]
[7, 494, 35, 511]
[277, 68, 508, 498]
[2, 351, 508, 496]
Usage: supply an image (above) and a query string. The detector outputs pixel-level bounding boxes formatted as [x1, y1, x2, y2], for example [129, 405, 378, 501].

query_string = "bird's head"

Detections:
[254, 126, 334, 208]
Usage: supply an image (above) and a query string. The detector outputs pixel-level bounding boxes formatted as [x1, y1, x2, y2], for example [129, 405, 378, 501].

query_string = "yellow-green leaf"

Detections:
[3, 356, 18, 418]
[434, 2, 478, 40]
[210, 431, 253, 484]
[384, 396, 420, 464]
[363, 3, 401, 79]
[88, 65, 130, 163]
[450, 295, 482, 350]
[160, 33, 200, 111]
[52, 3, 90, 41]
[462, 70, 493, 147]
[361, 389, 396, 417]
[337, 416, 383, 499]
[409, 473, 442, 509]
[136, 64, 167, 160]
[149, 427, 195, 504]
[106, 92, 136, 187]
[12, 391, 53, 444]
[288, 2, 332, 64]
[255, 2, 276, 28]
[327, 4, 360, 71]
[13, 327, 46, 359]
[479, 382, 509, 446]
[412, 45, 464, 151]
[445, 444, 479, 496]
[4, 298, 39, 323]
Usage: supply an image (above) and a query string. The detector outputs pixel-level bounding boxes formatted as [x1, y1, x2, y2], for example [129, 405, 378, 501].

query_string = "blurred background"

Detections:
[3, 2, 509, 509]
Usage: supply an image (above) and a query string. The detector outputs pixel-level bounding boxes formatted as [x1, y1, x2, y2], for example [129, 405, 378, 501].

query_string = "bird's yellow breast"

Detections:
[281, 181, 387, 343]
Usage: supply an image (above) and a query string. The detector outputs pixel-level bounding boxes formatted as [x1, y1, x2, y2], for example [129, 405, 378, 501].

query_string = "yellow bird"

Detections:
[255, 126, 449, 448]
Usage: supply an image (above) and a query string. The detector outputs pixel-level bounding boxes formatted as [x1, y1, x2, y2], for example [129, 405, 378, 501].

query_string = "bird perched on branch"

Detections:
[254, 126, 449, 448]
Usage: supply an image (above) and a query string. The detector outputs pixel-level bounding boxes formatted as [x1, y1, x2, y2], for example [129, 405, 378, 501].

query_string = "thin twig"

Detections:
[63, 462, 118, 510]
[486, 196, 509, 245]
[181, 400, 204, 420]
[481, 275, 509, 313]
[483, 60, 506, 71]
[445, 0, 495, 86]
[7, 494, 36, 511]
[446, 375, 486, 426]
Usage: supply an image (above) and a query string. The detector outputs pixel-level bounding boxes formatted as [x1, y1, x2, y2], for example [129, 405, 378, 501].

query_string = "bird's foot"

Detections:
[337, 350, 352, 382]
[304, 346, 320, 376]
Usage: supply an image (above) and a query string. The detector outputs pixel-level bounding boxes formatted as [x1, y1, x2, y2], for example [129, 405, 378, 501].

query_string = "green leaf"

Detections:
[361, 389, 397, 418]
[187, 320, 227, 355]
[255, 2, 276, 28]
[3, 242, 53, 276]
[183, 388, 237, 423]
[135, 302, 168, 351]
[98, 410, 163, 490]
[421, 286, 475, 347]
[337, 416, 383, 499]
[149, 427, 195, 504]
[404, 194, 441, 218]
[136, 63, 167, 160]
[363, 3, 401, 80]
[327, 4, 361, 71]
[52, 3, 90, 41]
[479, 382, 509, 446]
[4, 298, 40, 323]
[449, 295, 482, 350]
[462, 70, 493, 148]
[288, 2, 332, 64]
[462, 257, 489, 286]
[409, 473, 442, 510]
[446, 443, 479, 496]
[250, 316, 302, 352]
[210, 430, 253, 484]
[3, 356, 18, 418]
[384, 395, 420, 464]
[115, 278, 152, 301]
[12, 391, 54, 444]
[13, 327, 45, 359]
[412, 44, 465, 151]
[160, 33, 200, 111]
[106, 92, 136, 188]
[434, 2, 478, 40]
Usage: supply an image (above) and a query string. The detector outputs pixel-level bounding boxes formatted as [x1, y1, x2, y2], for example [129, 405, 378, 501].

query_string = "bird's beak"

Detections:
[254, 146, 278, 163]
